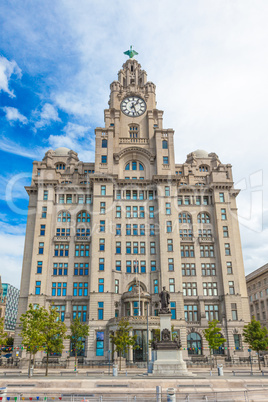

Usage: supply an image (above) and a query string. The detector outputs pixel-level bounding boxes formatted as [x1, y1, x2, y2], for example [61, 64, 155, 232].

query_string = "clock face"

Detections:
[121, 96, 146, 117]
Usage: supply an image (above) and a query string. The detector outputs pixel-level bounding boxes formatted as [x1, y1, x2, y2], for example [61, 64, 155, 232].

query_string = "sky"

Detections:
[0, 0, 268, 289]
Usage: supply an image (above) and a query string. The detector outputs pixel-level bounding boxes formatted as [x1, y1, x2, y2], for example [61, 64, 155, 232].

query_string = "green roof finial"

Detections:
[124, 45, 138, 59]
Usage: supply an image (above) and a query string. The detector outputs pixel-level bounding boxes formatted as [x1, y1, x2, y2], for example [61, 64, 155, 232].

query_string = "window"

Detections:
[229, 281, 235, 294]
[100, 220, 105, 232]
[116, 206, 121, 218]
[162, 140, 168, 149]
[150, 242, 156, 254]
[102, 139, 107, 148]
[182, 263, 196, 276]
[57, 228, 71, 237]
[76, 228, 90, 238]
[231, 303, 238, 320]
[203, 196, 209, 205]
[133, 224, 138, 236]
[149, 190, 154, 200]
[225, 243, 231, 255]
[37, 261, 43, 274]
[42, 207, 47, 218]
[203, 282, 218, 296]
[101, 155, 107, 164]
[38, 242, 44, 255]
[116, 260, 121, 271]
[99, 258, 104, 271]
[43, 190, 48, 200]
[165, 186, 170, 196]
[73, 282, 88, 296]
[77, 195, 84, 204]
[98, 302, 104, 320]
[222, 226, 229, 237]
[139, 191, 144, 200]
[183, 282, 197, 296]
[96, 331, 104, 356]
[115, 241, 121, 254]
[66, 194, 72, 204]
[154, 279, 158, 294]
[98, 278, 104, 293]
[200, 245, 214, 258]
[58, 211, 71, 222]
[151, 261, 156, 272]
[166, 221, 172, 233]
[221, 208, 227, 220]
[126, 242, 131, 254]
[100, 202, 106, 214]
[184, 305, 198, 322]
[126, 260, 131, 273]
[168, 258, 174, 271]
[163, 156, 169, 165]
[140, 242, 145, 254]
[54, 263, 68, 276]
[74, 263, 88, 276]
[40, 225, 45, 236]
[201, 263, 216, 276]
[219, 193, 225, 203]
[140, 261, 146, 273]
[59, 195, 64, 204]
[184, 196, 190, 205]
[52, 282, 67, 297]
[140, 224, 145, 236]
[75, 244, 89, 257]
[199, 165, 208, 172]
[180, 229, 193, 238]
[35, 281, 41, 295]
[139, 206, 145, 218]
[101, 185, 106, 196]
[170, 302, 176, 319]
[116, 224, 121, 236]
[166, 203, 171, 215]
[205, 305, 219, 321]
[197, 213, 210, 223]
[149, 206, 154, 218]
[77, 211, 90, 222]
[116, 190, 121, 200]
[85, 195, 91, 204]
[115, 279, 119, 293]
[227, 262, 233, 274]
[55, 305, 65, 322]
[99, 239, 105, 251]
[167, 239, 173, 252]
[179, 213, 192, 223]
[169, 278, 175, 293]
[181, 245, 195, 258]
[73, 305, 87, 322]
[234, 334, 241, 350]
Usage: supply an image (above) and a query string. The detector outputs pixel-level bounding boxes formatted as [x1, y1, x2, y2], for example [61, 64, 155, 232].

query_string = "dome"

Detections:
[193, 149, 209, 158]
[54, 147, 71, 156]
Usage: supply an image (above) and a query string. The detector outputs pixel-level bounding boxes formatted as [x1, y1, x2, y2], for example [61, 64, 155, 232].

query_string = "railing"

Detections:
[119, 138, 149, 144]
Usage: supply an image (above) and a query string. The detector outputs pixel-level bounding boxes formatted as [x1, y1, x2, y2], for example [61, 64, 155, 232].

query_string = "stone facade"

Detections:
[14, 57, 250, 362]
[246, 263, 268, 327]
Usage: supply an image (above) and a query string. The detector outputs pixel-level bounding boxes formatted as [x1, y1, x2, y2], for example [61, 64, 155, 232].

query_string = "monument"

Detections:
[152, 287, 193, 376]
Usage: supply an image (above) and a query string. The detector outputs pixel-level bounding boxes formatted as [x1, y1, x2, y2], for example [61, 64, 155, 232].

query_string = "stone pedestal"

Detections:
[152, 313, 193, 377]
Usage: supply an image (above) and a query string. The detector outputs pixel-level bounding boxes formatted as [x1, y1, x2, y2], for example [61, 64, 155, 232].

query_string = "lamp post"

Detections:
[248, 349, 253, 375]
[146, 301, 149, 372]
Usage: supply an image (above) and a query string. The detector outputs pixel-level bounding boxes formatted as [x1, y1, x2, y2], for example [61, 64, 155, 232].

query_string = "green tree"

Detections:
[203, 320, 226, 370]
[68, 316, 89, 369]
[243, 317, 268, 371]
[0, 317, 8, 354]
[19, 304, 47, 377]
[110, 319, 138, 370]
[41, 305, 67, 376]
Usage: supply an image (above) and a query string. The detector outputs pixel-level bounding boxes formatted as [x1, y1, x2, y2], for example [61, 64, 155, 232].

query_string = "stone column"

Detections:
[130, 302, 133, 316]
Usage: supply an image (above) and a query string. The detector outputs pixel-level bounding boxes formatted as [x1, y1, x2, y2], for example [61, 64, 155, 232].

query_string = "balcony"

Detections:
[75, 236, 91, 242]
[108, 315, 160, 326]
[119, 138, 149, 145]
[198, 236, 214, 243]
[53, 236, 70, 241]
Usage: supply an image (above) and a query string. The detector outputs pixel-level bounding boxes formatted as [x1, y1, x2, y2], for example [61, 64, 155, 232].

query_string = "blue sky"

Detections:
[1, 0, 268, 288]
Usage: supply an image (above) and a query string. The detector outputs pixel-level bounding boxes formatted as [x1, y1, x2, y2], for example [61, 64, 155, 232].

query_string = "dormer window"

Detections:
[56, 163, 65, 170]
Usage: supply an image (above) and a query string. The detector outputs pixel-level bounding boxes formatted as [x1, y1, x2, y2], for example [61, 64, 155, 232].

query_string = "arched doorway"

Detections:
[187, 332, 202, 355]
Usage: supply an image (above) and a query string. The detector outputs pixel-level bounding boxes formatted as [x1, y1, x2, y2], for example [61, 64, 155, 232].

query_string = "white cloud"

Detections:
[0, 56, 21, 98]
[34, 103, 61, 129]
[0, 137, 47, 159]
[48, 122, 95, 161]
[3, 106, 28, 125]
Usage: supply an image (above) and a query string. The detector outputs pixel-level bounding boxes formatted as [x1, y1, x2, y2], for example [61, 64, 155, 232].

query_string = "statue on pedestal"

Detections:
[159, 286, 170, 314]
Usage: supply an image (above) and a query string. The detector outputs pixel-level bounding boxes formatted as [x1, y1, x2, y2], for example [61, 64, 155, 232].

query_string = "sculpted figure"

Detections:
[159, 286, 170, 313]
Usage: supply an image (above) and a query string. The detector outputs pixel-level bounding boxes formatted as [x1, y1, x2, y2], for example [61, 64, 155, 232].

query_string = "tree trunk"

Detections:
[210, 349, 213, 371]
[45, 352, 49, 376]
[28, 352, 32, 378]
[75, 350, 77, 371]
[258, 351, 261, 371]
[119, 351, 121, 371]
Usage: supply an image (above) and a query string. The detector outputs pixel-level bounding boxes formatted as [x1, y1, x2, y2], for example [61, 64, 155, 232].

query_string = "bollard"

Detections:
[113, 364, 118, 377]
[30, 366, 34, 377]
[217, 364, 224, 376]
[156, 385, 162, 402]
[167, 387, 176, 402]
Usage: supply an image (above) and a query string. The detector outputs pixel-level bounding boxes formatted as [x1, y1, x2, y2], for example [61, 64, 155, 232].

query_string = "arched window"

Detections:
[187, 332, 202, 355]
[77, 211, 90, 223]
[125, 161, 144, 171]
[198, 213, 211, 224]
[199, 165, 209, 172]
[56, 163, 65, 170]
[179, 213, 192, 224]
[102, 139, 107, 148]
[57, 211, 71, 222]
[162, 140, 168, 149]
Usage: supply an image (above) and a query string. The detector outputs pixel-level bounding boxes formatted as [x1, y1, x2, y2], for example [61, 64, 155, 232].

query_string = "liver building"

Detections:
[15, 51, 250, 362]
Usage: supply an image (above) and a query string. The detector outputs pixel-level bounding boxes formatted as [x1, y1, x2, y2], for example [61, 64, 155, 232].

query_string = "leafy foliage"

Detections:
[68, 316, 89, 367]
[243, 317, 268, 370]
[110, 319, 138, 370]
[203, 320, 226, 369]
[0, 317, 8, 348]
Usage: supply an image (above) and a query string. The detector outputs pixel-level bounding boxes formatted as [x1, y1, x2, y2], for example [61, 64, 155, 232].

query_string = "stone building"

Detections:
[14, 55, 250, 362]
[2, 284, 20, 332]
[246, 263, 268, 327]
